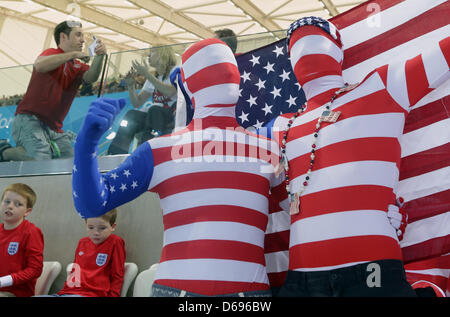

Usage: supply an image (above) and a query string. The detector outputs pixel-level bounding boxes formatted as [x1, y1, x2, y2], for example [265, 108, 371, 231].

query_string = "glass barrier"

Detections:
[0, 29, 287, 172]
[101, 30, 287, 156]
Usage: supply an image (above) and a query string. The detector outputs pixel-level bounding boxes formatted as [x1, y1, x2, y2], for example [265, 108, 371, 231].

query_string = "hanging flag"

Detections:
[235, 40, 304, 129]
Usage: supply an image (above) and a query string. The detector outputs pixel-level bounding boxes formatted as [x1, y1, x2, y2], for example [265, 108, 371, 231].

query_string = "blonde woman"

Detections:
[108, 46, 177, 155]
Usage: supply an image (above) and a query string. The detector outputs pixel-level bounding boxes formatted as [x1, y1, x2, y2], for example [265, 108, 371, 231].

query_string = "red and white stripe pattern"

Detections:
[266, 0, 449, 288]
[404, 253, 450, 296]
[147, 38, 283, 295]
[180, 38, 241, 119]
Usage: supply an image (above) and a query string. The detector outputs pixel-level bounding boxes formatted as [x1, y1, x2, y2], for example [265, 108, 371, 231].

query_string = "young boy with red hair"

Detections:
[0, 183, 44, 297]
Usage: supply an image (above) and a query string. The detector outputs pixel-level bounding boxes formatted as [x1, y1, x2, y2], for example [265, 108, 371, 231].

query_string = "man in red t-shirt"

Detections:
[10, 20, 107, 161]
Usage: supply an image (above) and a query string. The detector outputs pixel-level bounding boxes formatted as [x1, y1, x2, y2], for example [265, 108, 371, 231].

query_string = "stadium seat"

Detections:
[35, 261, 62, 295]
[121, 262, 138, 297]
[66, 262, 139, 297]
[133, 263, 159, 297]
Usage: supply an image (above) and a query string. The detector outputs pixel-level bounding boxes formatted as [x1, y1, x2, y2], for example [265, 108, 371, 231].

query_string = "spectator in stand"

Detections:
[107, 46, 177, 155]
[43, 209, 125, 297]
[0, 183, 43, 297]
[80, 82, 94, 96]
[9, 20, 107, 161]
[214, 28, 237, 54]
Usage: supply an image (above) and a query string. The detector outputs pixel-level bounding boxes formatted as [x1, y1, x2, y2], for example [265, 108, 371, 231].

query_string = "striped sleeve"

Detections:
[385, 36, 450, 110]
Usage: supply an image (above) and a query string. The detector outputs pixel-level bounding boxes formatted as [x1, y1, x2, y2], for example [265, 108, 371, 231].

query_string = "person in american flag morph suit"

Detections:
[72, 38, 284, 297]
[264, 17, 450, 297]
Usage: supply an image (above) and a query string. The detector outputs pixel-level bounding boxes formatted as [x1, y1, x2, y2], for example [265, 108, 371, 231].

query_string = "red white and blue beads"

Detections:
[279, 84, 355, 215]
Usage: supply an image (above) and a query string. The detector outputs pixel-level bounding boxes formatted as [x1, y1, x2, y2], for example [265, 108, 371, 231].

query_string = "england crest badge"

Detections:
[8, 242, 19, 255]
[96, 253, 108, 266]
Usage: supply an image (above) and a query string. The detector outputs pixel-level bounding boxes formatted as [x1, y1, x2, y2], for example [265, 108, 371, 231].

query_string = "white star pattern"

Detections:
[72, 165, 77, 173]
[241, 71, 251, 83]
[100, 168, 142, 200]
[249, 54, 260, 66]
[279, 69, 291, 82]
[270, 86, 282, 99]
[263, 61, 275, 74]
[246, 95, 258, 107]
[254, 78, 266, 91]
[286, 95, 297, 107]
[253, 120, 264, 129]
[235, 38, 305, 128]
[239, 111, 249, 123]
[272, 45, 284, 57]
[262, 103, 273, 116]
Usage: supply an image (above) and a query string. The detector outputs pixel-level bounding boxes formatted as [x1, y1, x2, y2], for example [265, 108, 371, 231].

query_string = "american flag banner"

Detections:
[235, 41, 304, 129]
[245, 0, 450, 293]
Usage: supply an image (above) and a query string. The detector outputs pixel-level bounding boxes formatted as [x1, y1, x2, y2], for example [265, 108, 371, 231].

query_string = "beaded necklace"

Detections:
[276, 83, 357, 215]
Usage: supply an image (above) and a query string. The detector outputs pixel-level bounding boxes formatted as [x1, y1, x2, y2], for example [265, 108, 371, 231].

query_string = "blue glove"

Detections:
[72, 97, 154, 218]
[79, 97, 126, 145]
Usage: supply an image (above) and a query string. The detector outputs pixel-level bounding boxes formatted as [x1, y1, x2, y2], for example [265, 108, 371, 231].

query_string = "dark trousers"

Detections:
[108, 106, 173, 155]
[278, 259, 417, 297]
[146, 105, 174, 132]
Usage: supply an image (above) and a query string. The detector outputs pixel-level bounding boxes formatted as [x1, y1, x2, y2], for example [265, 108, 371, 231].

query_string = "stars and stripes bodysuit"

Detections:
[72, 38, 283, 296]
[271, 18, 449, 286]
